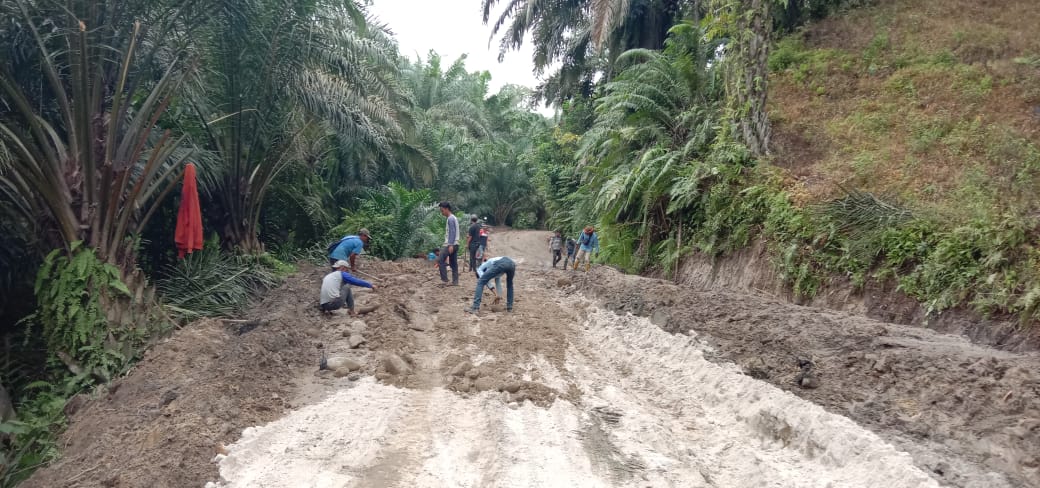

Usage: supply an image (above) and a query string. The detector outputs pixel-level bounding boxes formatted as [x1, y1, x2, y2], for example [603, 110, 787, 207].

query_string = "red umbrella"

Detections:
[175, 163, 203, 258]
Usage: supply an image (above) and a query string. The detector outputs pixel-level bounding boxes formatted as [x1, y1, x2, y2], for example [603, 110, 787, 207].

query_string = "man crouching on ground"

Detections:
[465, 255, 515, 314]
[320, 260, 376, 316]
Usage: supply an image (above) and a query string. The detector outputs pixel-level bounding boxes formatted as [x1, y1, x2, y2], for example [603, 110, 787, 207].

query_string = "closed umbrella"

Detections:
[175, 163, 203, 258]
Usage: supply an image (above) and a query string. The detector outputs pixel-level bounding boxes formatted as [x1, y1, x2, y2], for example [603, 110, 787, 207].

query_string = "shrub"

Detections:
[156, 243, 284, 320]
[331, 183, 439, 260]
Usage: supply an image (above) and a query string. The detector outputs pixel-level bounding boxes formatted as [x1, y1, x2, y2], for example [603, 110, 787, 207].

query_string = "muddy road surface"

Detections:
[25, 230, 1039, 488]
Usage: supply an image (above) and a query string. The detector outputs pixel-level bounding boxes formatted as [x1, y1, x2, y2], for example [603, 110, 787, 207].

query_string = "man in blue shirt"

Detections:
[572, 226, 599, 272]
[465, 255, 516, 314]
[320, 260, 376, 315]
[329, 228, 371, 271]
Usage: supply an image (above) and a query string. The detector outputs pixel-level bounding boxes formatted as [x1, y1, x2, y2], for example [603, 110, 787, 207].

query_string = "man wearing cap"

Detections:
[572, 226, 599, 272]
[329, 229, 371, 271]
[320, 260, 376, 315]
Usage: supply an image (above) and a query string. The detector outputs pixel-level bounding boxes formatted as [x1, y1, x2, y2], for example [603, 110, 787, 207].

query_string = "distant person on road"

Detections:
[466, 216, 483, 274]
[438, 201, 460, 286]
[465, 255, 516, 314]
[548, 231, 564, 268]
[479, 218, 490, 256]
[320, 260, 376, 316]
[328, 228, 371, 270]
[563, 236, 577, 269]
[572, 226, 600, 272]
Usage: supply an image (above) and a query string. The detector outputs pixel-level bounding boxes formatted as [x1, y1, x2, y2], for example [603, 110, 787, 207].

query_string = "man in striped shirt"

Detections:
[438, 201, 460, 286]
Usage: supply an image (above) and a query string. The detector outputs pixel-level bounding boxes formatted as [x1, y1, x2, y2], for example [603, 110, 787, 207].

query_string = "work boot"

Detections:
[585, 263, 590, 272]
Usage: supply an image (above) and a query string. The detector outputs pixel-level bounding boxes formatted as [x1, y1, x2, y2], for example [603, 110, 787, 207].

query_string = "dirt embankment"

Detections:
[22, 264, 326, 488]
[581, 265, 1040, 488]
[671, 241, 1040, 352]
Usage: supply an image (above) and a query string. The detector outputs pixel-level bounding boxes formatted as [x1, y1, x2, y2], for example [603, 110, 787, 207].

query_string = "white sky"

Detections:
[369, 0, 555, 114]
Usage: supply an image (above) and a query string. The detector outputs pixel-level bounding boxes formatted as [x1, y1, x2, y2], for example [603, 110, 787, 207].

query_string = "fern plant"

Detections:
[32, 243, 139, 382]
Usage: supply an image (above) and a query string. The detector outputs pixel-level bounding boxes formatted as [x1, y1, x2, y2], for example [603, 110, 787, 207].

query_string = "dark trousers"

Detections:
[319, 285, 354, 312]
[472, 258, 515, 310]
[438, 245, 459, 284]
[468, 244, 480, 274]
[563, 251, 575, 268]
[552, 249, 562, 267]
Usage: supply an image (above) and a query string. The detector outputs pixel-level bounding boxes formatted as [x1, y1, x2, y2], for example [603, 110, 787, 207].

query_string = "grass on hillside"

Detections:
[768, 0, 1040, 224]
[699, 0, 1040, 325]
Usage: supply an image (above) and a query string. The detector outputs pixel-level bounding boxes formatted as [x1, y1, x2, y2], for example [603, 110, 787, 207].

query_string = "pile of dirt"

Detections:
[22, 260, 421, 488]
[22, 264, 333, 488]
[577, 266, 1040, 487]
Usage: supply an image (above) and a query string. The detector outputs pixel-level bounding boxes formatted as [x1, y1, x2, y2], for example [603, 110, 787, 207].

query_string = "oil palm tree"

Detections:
[187, 0, 410, 252]
[480, 0, 687, 104]
[0, 0, 208, 271]
[576, 22, 728, 251]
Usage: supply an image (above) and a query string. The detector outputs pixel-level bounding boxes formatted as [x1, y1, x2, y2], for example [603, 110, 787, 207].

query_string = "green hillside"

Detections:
[756, 0, 1040, 319]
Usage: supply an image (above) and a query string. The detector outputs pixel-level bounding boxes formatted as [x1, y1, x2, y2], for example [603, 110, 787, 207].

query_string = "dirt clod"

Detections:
[380, 353, 411, 376]
[450, 361, 472, 377]
[473, 377, 495, 392]
[348, 334, 366, 349]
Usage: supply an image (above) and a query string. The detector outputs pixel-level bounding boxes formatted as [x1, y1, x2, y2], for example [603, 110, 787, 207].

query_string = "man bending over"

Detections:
[465, 255, 516, 314]
[320, 260, 376, 316]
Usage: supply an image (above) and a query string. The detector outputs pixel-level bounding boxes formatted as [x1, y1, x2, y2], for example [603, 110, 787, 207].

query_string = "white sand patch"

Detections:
[566, 308, 941, 488]
[208, 306, 941, 488]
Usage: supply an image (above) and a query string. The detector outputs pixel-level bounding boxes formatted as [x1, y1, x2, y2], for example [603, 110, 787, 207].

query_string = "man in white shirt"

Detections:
[438, 201, 460, 286]
[465, 255, 516, 314]
[320, 260, 376, 315]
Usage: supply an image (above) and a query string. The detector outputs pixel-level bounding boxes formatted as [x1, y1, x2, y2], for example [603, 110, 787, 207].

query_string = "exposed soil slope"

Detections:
[24, 230, 1040, 488]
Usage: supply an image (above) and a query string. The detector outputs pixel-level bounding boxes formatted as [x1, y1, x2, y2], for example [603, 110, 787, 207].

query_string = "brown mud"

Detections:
[23, 229, 1040, 487]
[582, 265, 1040, 487]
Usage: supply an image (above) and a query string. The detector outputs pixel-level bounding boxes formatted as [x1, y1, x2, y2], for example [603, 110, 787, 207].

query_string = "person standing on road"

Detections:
[466, 216, 482, 274]
[563, 236, 577, 269]
[328, 229, 371, 270]
[320, 260, 376, 316]
[572, 226, 600, 272]
[438, 201, 460, 286]
[465, 255, 516, 313]
[548, 231, 564, 268]
[477, 222, 489, 263]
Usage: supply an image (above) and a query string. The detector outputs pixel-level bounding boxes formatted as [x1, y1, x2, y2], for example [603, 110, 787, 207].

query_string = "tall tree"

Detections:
[0, 0, 208, 271]
[187, 0, 408, 252]
[575, 22, 733, 254]
[480, 0, 686, 105]
[709, 0, 773, 156]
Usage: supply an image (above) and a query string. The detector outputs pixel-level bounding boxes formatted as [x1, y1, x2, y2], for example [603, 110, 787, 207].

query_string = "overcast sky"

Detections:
[369, 0, 553, 113]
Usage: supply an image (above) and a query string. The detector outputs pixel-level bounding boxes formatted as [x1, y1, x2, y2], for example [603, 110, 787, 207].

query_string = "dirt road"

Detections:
[26, 230, 1040, 488]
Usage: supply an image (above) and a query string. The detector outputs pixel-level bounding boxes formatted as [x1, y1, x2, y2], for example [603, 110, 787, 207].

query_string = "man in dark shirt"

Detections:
[466, 216, 481, 273]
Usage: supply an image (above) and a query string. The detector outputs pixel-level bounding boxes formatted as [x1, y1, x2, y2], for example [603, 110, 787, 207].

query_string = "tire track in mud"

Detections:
[207, 230, 965, 487]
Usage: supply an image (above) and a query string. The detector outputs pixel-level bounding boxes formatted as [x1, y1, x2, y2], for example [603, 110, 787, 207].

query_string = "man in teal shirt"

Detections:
[572, 226, 599, 272]
[329, 228, 371, 271]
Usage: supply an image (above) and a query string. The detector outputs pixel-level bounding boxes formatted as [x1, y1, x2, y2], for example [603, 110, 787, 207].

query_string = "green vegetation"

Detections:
[0, 1, 547, 482]
[2, 0, 1038, 482]
[156, 242, 287, 320]
[522, 0, 1040, 328]
[333, 183, 439, 261]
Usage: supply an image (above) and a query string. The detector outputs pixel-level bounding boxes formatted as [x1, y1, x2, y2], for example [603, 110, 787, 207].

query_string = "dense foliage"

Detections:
[0, 0, 546, 482]
[2, 0, 1038, 483]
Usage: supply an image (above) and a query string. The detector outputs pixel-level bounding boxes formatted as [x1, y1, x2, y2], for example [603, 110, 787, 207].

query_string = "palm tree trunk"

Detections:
[734, 0, 772, 157]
